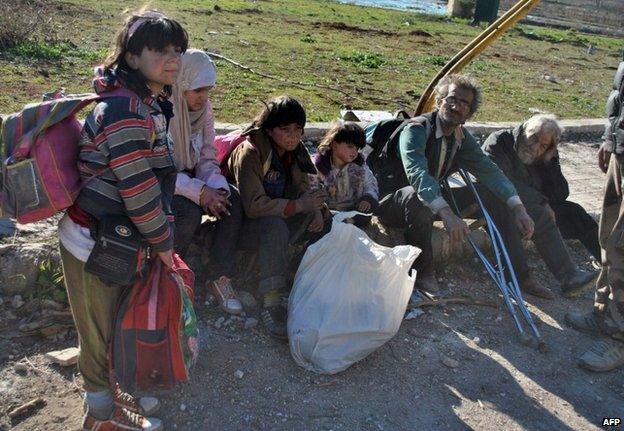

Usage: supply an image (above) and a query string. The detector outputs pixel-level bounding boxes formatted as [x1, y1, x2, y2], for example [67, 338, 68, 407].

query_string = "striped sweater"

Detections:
[74, 68, 177, 252]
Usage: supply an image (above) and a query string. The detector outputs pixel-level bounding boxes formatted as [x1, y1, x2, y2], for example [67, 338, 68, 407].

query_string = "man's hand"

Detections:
[357, 200, 372, 213]
[598, 144, 611, 173]
[296, 190, 327, 214]
[200, 186, 230, 218]
[512, 204, 534, 240]
[157, 249, 174, 268]
[438, 207, 469, 249]
[307, 210, 324, 233]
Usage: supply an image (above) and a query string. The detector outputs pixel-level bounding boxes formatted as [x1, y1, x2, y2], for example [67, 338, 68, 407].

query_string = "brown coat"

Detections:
[228, 128, 317, 218]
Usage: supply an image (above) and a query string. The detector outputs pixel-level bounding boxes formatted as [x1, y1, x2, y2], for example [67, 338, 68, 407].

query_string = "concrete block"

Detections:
[45, 347, 79, 366]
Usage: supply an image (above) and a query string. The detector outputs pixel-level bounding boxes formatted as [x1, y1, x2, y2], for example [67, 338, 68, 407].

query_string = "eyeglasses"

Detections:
[443, 96, 471, 111]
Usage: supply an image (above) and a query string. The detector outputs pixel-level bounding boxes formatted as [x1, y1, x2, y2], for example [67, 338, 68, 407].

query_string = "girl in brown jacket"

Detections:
[228, 95, 329, 338]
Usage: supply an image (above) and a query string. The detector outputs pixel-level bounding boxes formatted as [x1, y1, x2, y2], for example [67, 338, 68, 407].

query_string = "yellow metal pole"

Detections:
[414, 0, 541, 115]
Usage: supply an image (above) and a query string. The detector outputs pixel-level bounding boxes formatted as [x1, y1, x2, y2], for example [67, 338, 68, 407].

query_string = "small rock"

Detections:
[179, 403, 187, 412]
[234, 370, 244, 379]
[543, 74, 558, 83]
[8, 354, 14, 360]
[441, 355, 459, 369]
[14, 363, 28, 372]
[11, 295, 24, 309]
[0, 296, 4, 306]
[472, 336, 481, 344]
[404, 308, 424, 320]
[215, 317, 225, 329]
[244, 318, 258, 329]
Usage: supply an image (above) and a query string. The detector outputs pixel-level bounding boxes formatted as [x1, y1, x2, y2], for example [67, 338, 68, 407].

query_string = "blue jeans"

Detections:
[172, 185, 243, 277]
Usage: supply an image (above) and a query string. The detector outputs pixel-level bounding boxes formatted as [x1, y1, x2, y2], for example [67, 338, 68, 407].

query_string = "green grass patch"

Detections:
[300, 34, 317, 43]
[6, 40, 107, 62]
[421, 54, 451, 66]
[339, 51, 387, 69]
[29, 258, 67, 303]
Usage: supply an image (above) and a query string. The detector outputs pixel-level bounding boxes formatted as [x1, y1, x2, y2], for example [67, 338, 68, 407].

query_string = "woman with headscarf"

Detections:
[170, 48, 243, 315]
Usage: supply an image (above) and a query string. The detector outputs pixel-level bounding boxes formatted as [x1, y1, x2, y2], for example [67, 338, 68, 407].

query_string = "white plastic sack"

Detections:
[288, 211, 420, 374]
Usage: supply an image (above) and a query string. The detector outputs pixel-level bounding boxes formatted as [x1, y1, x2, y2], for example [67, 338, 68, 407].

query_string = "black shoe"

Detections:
[520, 276, 555, 299]
[260, 306, 288, 339]
[561, 270, 597, 298]
[564, 311, 604, 335]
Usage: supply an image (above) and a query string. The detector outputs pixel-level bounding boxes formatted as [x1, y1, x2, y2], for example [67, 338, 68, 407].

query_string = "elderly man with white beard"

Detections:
[482, 114, 597, 299]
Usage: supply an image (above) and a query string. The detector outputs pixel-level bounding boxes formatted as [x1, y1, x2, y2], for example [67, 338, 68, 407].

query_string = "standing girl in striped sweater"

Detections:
[57, 10, 187, 431]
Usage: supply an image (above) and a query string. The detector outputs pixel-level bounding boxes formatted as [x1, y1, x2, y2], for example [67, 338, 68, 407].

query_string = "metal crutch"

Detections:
[443, 169, 545, 351]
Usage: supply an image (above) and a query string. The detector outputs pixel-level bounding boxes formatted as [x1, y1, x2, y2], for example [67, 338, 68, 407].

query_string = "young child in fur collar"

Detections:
[313, 122, 379, 219]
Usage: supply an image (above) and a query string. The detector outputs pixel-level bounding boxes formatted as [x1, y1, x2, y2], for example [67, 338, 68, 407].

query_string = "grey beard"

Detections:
[517, 148, 536, 164]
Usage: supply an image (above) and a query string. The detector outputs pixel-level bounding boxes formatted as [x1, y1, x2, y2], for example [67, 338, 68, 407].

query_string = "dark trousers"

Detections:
[376, 186, 434, 275]
[551, 201, 601, 261]
[239, 213, 331, 294]
[377, 185, 578, 282]
[171, 185, 243, 277]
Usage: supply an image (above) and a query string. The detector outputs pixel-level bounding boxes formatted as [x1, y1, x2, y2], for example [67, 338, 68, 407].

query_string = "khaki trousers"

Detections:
[59, 243, 122, 392]
[595, 154, 624, 339]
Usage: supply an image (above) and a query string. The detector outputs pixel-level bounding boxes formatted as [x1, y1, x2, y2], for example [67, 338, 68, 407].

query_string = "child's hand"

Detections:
[200, 186, 230, 218]
[157, 249, 174, 268]
[307, 210, 324, 233]
[357, 200, 372, 213]
[296, 190, 327, 213]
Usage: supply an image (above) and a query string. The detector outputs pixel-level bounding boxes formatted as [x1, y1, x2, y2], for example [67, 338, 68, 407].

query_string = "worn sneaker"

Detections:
[520, 276, 554, 299]
[579, 339, 624, 372]
[414, 274, 439, 293]
[564, 311, 604, 335]
[561, 270, 597, 298]
[260, 305, 288, 339]
[208, 276, 243, 315]
[113, 387, 160, 416]
[82, 407, 162, 431]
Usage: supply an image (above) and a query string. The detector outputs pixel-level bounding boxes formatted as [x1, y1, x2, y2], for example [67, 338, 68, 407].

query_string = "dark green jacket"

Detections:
[398, 111, 519, 213]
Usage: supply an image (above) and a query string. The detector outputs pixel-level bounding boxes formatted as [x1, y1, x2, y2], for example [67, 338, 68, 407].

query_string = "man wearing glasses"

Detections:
[482, 114, 597, 299]
[375, 74, 541, 295]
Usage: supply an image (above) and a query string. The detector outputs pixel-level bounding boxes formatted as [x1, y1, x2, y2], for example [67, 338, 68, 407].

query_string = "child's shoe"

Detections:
[207, 276, 243, 315]
[82, 407, 162, 431]
[113, 386, 160, 416]
[260, 305, 288, 339]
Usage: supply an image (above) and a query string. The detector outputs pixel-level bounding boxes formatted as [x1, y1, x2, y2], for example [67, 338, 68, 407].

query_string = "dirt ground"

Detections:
[1, 140, 623, 430]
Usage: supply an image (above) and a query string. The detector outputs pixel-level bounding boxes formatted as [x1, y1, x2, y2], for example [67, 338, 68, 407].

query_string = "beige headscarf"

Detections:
[170, 49, 217, 171]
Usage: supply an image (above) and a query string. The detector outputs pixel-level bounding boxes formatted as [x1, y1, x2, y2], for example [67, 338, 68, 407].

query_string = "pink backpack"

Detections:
[0, 89, 142, 224]
[214, 131, 246, 176]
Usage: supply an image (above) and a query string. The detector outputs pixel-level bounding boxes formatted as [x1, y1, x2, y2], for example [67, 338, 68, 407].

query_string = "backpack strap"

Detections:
[379, 115, 432, 159]
[12, 93, 100, 159]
